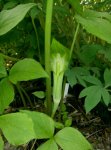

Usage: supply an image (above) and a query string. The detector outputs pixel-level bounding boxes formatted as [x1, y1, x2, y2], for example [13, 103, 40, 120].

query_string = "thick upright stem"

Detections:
[45, 0, 54, 115]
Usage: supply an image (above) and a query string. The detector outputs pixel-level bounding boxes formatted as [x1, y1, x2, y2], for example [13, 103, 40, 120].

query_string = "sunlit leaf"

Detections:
[55, 127, 92, 150]
[0, 3, 37, 35]
[0, 112, 36, 145]
[37, 138, 58, 150]
[9, 58, 48, 84]
[76, 12, 111, 43]
[0, 78, 14, 114]
[21, 110, 55, 139]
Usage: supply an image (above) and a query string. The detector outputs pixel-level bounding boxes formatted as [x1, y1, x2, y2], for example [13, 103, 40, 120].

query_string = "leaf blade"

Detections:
[55, 127, 92, 150]
[9, 58, 48, 84]
[0, 3, 37, 35]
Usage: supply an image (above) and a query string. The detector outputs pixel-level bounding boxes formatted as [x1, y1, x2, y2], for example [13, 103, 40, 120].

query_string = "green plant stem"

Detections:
[31, 17, 42, 63]
[45, 0, 54, 115]
[0, 53, 19, 61]
[16, 83, 26, 108]
[70, 23, 80, 60]
[30, 139, 37, 150]
[20, 85, 33, 108]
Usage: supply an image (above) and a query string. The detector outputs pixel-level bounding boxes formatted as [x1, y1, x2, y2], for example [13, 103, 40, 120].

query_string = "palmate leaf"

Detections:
[101, 88, 110, 106]
[82, 76, 102, 86]
[79, 85, 110, 113]
[104, 68, 111, 87]
[75, 10, 111, 43]
[37, 138, 58, 150]
[55, 127, 92, 150]
[66, 67, 90, 87]
[9, 58, 48, 84]
[0, 3, 37, 36]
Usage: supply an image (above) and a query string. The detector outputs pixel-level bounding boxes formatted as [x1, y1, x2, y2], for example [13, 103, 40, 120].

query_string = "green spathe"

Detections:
[51, 39, 70, 117]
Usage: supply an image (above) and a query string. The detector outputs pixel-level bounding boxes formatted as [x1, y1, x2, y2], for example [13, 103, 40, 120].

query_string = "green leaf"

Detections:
[66, 67, 90, 87]
[0, 78, 14, 114]
[67, 0, 82, 14]
[80, 86, 102, 113]
[75, 13, 111, 43]
[3, 1, 18, 10]
[9, 58, 48, 84]
[55, 127, 92, 150]
[101, 88, 110, 106]
[21, 110, 55, 139]
[0, 135, 4, 150]
[77, 44, 102, 65]
[32, 91, 45, 99]
[104, 68, 111, 87]
[83, 9, 111, 22]
[0, 56, 7, 79]
[0, 3, 37, 36]
[37, 138, 58, 150]
[0, 112, 36, 145]
[54, 122, 64, 129]
[82, 76, 102, 86]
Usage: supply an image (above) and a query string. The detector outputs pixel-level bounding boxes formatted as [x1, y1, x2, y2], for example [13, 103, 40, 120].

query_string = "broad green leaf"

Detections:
[0, 112, 36, 145]
[9, 58, 48, 84]
[0, 3, 37, 35]
[37, 138, 58, 150]
[21, 110, 55, 139]
[80, 86, 102, 113]
[0, 135, 4, 150]
[101, 88, 110, 106]
[32, 91, 45, 99]
[67, 0, 82, 14]
[82, 76, 102, 86]
[83, 9, 111, 22]
[66, 67, 90, 87]
[75, 14, 111, 43]
[55, 127, 92, 150]
[0, 78, 14, 114]
[0, 56, 7, 79]
[104, 68, 111, 87]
